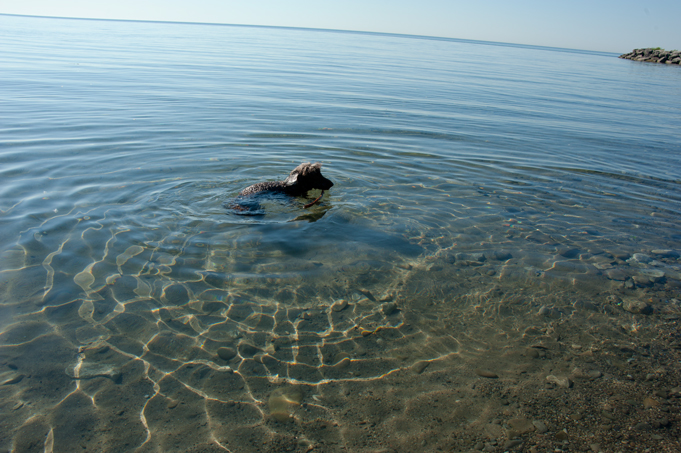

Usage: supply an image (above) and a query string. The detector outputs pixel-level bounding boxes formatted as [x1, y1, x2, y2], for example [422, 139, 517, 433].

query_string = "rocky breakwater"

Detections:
[619, 48, 681, 65]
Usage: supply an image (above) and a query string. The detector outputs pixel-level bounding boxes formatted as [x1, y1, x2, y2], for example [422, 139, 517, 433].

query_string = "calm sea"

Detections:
[1, 14, 680, 452]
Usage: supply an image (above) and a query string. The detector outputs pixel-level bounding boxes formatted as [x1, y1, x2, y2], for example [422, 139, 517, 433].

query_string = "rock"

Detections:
[238, 343, 260, 357]
[629, 253, 652, 264]
[532, 420, 548, 433]
[573, 300, 598, 311]
[632, 275, 652, 287]
[558, 248, 580, 259]
[381, 302, 398, 316]
[2, 374, 25, 385]
[606, 294, 621, 305]
[546, 375, 572, 388]
[490, 250, 512, 261]
[526, 348, 541, 358]
[601, 410, 616, 420]
[620, 48, 681, 65]
[331, 299, 348, 312]
[571, 368, 602, 380]
[217, 347, 237, 361]
[622, 297, 653, 314]
[653, 389, 668, 399]
[68, 363, 120, 382]
[509, 418, 535, 434]
[588, 370, 602, 379]
[555, 430, 569, 441]
[651, 249, 679, 258]
[643, 397, 660, 408]
[605, 269, 627, 281]
[475, 369, 498, 379]
[503, 439, 523, 450]
[656, 417, 670, 427]
[411, 361, 430, 374]
[456, 252, 486, 263]
[608, 250, 630, 260]
[537, 306, 563, 318]
[640, 269, 665, 283]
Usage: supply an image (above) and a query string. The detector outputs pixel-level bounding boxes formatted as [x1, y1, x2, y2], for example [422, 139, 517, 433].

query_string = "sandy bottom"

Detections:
[1, 238, 680, 453]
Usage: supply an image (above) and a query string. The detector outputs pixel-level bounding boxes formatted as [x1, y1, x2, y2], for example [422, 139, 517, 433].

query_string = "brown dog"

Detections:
[231, 162, 333, 213]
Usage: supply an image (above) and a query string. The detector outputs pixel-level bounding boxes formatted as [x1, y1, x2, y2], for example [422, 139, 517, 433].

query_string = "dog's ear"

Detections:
[284, 163, 305, 186]
[284, 172, 298, 186]
[301, 162, 322, 177]
[298, 162, 319, 177]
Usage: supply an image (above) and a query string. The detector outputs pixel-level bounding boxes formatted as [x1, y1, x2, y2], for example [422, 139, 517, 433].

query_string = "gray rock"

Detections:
[532, 420, 548, 433]
[456, 252, 486, 262]
[538, 306, 563, 318]
[618, 48, 681, 65]
[605, 269, 627, 281]
[622, 297, 653, 314]
[573, 300, 598, 311]
[632, 275, 653, 287]
[629, 253, 652, 264]
[381, 302, 398, 316]
[606, 294, 622, 305]
[640, 269, 665, 283]
[238, 343, 260, 357]
[331, 299, 348, 312]
[651, 249, 679, 258]
[546, 375, 572, 388]
[475, 369, 498, 379]
[502, 439, 523, 450]
[509, 418, 535, 434]
[558, 248, 580, 259]
[217, 347, 237, 361]
[490, 250, 512, 261]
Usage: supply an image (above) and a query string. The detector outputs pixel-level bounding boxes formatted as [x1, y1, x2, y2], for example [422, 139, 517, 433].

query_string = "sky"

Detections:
[1, 0, 679, 53]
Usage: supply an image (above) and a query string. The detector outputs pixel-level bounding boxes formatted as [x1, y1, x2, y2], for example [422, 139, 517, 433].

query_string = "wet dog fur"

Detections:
[231, 162, 333, 213]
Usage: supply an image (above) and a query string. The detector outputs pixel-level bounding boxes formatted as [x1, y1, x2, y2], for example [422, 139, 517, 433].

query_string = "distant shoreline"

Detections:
[619, 48, 681, 65]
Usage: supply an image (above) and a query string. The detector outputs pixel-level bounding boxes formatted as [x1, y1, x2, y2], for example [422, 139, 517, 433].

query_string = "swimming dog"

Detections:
[231, 162, 333, 213]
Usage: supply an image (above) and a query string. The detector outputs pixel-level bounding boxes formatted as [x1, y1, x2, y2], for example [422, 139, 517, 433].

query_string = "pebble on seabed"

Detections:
[475, 369, 498, 378]
[546, 375, 572, 388]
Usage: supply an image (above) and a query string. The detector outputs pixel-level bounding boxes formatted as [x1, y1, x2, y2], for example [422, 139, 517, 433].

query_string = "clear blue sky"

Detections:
[1, 0, 679, 53]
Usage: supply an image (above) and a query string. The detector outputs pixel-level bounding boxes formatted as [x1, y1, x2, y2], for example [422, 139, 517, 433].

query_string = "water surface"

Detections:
[1, 14, 680, 453]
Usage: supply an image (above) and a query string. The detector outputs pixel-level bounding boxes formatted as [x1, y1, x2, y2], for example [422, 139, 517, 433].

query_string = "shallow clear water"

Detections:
[1, 14, 680, 453]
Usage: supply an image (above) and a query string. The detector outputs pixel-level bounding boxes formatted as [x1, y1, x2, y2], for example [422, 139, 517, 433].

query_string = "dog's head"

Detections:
[283, 162, 333, 194]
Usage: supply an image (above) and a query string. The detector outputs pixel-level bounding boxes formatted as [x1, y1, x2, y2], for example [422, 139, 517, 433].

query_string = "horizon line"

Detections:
[0, 12, 619, 56]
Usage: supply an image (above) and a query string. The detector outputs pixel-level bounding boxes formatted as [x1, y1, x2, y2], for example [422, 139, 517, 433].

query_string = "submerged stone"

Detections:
[622, 298, 653, 314]
[475, 369, 498, 379]
[546, 375, 572, 388]
[331, 299, 348, 312]
[217, 347, 237, 361]
[381, 302, 398, 316]
[268, 387, 303, 422]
